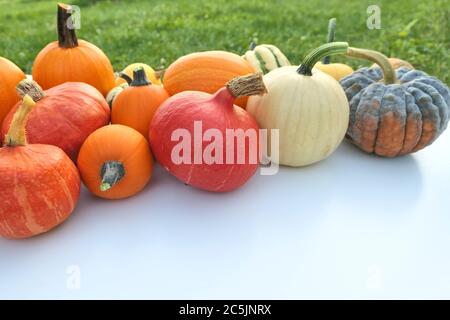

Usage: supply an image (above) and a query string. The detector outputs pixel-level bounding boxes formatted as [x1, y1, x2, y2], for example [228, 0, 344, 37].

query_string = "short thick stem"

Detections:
[130, 67, 151, 86]
[323, 18, 336, 64]
[226, 73, 267, 98]
[4, 95, 36, 147]
[16, 79, 45, 101]
[57, 3, 78, 48]
[100, 161, 125, 192]
[297, 42, 349, 76]
[346, 47, 397, 84]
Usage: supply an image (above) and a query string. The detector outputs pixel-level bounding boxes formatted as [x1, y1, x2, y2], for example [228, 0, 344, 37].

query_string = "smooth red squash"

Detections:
[77, 124, 153, 200]
[1, 79, 110, 162]
[0, 95, 80, 239]
[111, 68, 169, 139]
[150, 74, 266, 192]
[0, 57, 26, 126]
[32, 3, 115, 96]
[163, 51, 255, 108]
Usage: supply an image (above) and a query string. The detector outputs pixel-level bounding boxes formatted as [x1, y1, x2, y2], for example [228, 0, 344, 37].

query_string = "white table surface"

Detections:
[1, 129, 449, 300]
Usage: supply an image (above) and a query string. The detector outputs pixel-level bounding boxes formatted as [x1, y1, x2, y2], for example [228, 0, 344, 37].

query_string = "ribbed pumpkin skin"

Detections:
[77, 125, 153, 200]
[1, 82, 110, 162]
[163, 51, 255, 108]
[247, 66, 349, 167]
[0, 57, 26, 126]
[32, 40, 116, 96]
[111, 85, 169, 139]
[243, 44, 290, 74]
[340, 67, 450, 157]
[0, 144, 80, 239]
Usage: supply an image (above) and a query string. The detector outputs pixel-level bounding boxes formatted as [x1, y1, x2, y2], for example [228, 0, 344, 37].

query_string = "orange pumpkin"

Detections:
[0, 95, 80, 239]
[77, 124, 153, 200]
[163, 50, 255, 108]
[32, 3, 115, 96]
[111, 67, 169, 139]
[0, 57, 26, 126]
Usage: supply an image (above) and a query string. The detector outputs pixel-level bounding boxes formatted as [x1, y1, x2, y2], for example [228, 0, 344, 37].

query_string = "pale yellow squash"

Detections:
[247, 42, 350, 167]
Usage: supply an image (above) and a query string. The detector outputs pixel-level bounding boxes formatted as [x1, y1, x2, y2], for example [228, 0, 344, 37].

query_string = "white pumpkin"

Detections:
[243, 44, 290, 74]
[247, 42, 350, 167]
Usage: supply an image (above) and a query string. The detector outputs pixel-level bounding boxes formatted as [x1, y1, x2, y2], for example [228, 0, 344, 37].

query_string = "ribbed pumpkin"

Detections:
[1, 79, 110, 162]
[0, 95, 80, 239]
[242, 42, 290, 74]
[314, 18, 353, 81]
[77, 125, 153, 200]
[32, 3, 115, 96]
[0, 57, 26, 126]
[247, 43, 350, 167]
[163, 51, 255, 108]
[115, 63, 162, 86]
[112, 67, 169, 139]
[340, 48, 450, 157]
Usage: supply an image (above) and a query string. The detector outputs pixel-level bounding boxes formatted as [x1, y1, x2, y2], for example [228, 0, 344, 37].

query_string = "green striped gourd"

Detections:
[243, 43, 290, 74]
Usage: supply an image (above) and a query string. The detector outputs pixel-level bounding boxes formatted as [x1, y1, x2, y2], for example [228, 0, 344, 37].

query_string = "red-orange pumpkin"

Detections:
[0, 95, 80, 239]
[0, 57, 26, 126]
[32, 3, 115, 96]
[1, 79, 110, 162]
[163, 51, 255, 108]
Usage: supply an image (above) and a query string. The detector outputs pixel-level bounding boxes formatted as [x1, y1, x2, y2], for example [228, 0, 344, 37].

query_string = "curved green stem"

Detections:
[119, 72, 133, 85]
[323, 18, 336, 64]
[346, 47, 397, 84]
[297, 42, 349, 76]
[131, 67, 151, 86]
[100, 161, 125, 192]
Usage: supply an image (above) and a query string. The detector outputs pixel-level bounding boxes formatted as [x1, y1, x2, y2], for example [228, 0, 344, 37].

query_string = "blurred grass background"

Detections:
[0, 0, 448, 83]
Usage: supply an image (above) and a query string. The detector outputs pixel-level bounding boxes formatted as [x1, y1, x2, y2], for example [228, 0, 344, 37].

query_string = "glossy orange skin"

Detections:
[32, 40, 115, 96]
[163, 51, 255, 108]
[0, 57, 26, 126]
[111, 84, 169, 139]
[1, 82, 110, 162]
[0, 144, 80, 239]
[77, 124, 153, 200]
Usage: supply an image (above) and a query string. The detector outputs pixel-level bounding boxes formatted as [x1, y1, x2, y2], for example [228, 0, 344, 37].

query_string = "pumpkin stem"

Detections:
[4, 95, 36, 147]
[130, 67, 151, 86]
[16, 79, 45, 101]
[119, 72, 133, 85]
[100, 161, 125, 192]
[297, 42, 349, 76]
[249, 41, 257, 50]
[346, 47, 397, 84]
[226, 73, 267, 98]
[322, 18, 336, 64]
[57, 3, 78, 48]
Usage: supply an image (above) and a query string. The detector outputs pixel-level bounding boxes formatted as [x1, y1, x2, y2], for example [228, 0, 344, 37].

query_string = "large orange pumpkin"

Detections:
[0, 95, 80, 239]
[1, 79, 110, 162]
[32, 3, 115, 96]
[163, 51, 255, 108]
[77, 124, 153, 200]
[112, 67, 169, 139]
[0, 57, 26, 126]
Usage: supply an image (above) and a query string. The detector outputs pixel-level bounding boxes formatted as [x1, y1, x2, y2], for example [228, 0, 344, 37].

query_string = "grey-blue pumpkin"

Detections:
[340, 48, 450, 157]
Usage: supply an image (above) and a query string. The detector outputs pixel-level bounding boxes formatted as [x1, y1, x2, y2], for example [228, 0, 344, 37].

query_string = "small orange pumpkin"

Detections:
[111, 67, 169, 139]
[32, 3, 115, 96]
[163, 50, 255, 108]
[0, 57, 26, 126]
[0, 95, 80, 239]
[77, 124, 153, 200]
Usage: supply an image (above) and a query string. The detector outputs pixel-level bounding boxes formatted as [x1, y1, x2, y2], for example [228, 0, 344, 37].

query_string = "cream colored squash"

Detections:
[247, 42, 350, 167]
[243, 43, 290, 74]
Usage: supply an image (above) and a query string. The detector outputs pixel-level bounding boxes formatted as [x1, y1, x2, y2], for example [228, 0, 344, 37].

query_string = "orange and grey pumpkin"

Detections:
[340, 48, 450, 157]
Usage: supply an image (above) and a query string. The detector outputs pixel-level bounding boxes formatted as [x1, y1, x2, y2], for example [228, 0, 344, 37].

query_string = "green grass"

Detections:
[0, 0, 449, 83]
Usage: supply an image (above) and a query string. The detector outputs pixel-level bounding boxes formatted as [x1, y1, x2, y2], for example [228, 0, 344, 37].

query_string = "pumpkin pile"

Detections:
[0, 4, 449, 240]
